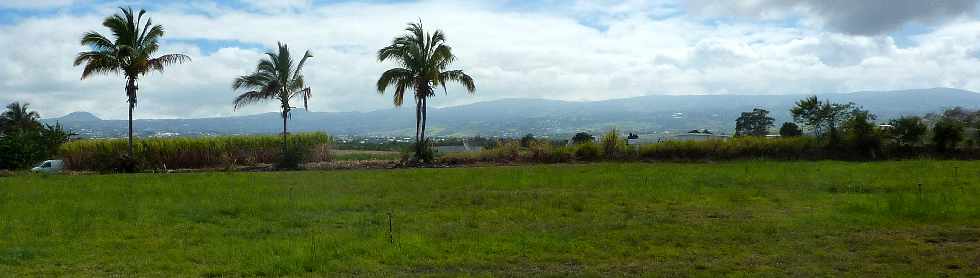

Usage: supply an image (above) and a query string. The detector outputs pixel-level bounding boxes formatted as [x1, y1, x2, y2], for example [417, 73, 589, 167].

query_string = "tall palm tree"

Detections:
[0, 102, 41, 132]
[376, 21, 475, 161]
[74, 7, 190, 158]
[232, 42, 313, 158]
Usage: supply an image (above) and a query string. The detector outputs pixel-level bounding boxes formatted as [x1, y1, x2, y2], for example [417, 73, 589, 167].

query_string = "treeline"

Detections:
[739, 96, 980, 160]
[442, 96, 980, 164]
[0, 103, 74, 170]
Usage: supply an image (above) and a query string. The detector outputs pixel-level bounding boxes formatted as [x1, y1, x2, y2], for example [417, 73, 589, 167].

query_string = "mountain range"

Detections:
[43, 88, 980, 138]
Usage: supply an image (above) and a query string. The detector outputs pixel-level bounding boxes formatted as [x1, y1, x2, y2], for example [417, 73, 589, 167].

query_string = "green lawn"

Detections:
[1, 161, 978, 276]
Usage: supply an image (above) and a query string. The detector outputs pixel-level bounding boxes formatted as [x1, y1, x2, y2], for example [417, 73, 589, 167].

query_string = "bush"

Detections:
[639, 137, 824, 161]
[779, 122, 802, 137]
[550, 146, 577, 163]
[527, 140, 553, 162]
[571, 132, 594, 145]
[575, 142, 602, 161]
[931, 118, 964, 153]
[889, 116, 926, 147]
[844, 111, 882, 159]
[520, 134, 536, 148]
[405, 139, 435, 164]
[60, 132, 331, 171]
[486, 140, 521, 162]
[0, 123, 74, 170]
[276, 145, 308, 170]
[600, 129, 628, 159]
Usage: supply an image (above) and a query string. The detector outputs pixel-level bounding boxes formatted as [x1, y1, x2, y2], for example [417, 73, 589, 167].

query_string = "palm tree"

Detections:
[376, 21, 475, 161]
[74, 7, 191, 158]
[232, 42, 313, 159]
[0, 102, 41, 132]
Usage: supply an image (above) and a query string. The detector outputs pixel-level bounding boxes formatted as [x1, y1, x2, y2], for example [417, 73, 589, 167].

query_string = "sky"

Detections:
[1, 0, 980, 120]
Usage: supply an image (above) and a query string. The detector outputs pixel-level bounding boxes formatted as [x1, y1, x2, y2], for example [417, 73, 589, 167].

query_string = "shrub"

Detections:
[405, 139, 435, 164]
[486, 140, 521, 162]
[60, 132, 331, 171]
[931, 118, 964, 153]
[639, 137, 824, 161]
[844, 111, 882, 159]
[527, 140, 553, 162]
[779, 122, 802, 137]
[520, 134, 536, 148]
[889, 116, 926, 147]
[571, 132, 594, 145]
[575, 142, 601, 161]
[600, 129, 628, 159]
[550, 146, 576, 163]
[0, 123, 74, 170]
[276, 145, 307, 170]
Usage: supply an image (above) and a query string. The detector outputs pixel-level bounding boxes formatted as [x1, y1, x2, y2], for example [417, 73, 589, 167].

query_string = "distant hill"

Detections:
[54, 111, 101, 122]
[43, 88, 980, 138]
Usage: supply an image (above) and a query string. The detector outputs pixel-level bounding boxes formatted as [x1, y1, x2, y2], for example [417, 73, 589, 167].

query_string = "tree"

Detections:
[889, 116, 926, 146]
[844, 111, 881, 159]
[779, 122, 802, 137]
[0, 103, 75, 170]
[376, 21, 476, 162]
[0, 102, 40, 133]
[735, 108, 774, 136]
[232, 42, 313, 168]
[571, 132, 594, 144]
[938, 107, 980, 125]
[74, 7, 190, 158]
[931, 117, 964, 153]
[520, 133, 535, 148]
[790, 96, 859, 143]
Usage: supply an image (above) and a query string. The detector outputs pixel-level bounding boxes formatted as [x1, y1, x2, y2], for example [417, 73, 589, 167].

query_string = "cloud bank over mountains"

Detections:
[1, 0, 979, 120]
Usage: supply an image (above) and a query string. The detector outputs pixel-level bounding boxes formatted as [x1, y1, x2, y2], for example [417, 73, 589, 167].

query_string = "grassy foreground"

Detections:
[1, 161, 979, 276]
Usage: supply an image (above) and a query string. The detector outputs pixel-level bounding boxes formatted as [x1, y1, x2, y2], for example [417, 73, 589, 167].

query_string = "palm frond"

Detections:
[233, 90, 276, 110]
[233, 72, 277, 91]
[439, 70, 475, 93]
[146, 53, 191, 73]
[75, 51, 121, 79]
[80, 31, 116, 51]
[393, 78, 412, 106]
[293, 50, 313, 79]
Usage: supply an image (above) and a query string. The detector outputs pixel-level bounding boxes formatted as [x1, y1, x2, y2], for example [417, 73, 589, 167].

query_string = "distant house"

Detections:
[626, 133, 640, 145]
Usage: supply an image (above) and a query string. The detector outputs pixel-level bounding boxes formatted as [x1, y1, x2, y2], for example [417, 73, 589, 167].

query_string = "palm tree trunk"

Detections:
[415, 97, 422, 142]
[125, 78, 137, 158]
[421, 97, 427, 144]
[128, 102, 134, 156]
[282, 109, 288, 156]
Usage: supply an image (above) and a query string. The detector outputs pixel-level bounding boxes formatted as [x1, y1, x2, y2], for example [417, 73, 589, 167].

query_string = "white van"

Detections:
[31, 160, 64, 173]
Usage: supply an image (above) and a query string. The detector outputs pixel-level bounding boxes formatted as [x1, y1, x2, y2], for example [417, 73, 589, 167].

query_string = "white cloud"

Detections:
[0, 0, 74, 10]
[1, 0, 980, 120]
[686, 0, 980, 35]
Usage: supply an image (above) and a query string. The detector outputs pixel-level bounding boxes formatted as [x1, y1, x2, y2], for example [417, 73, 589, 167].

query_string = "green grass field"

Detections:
[1, 161, 978, 276]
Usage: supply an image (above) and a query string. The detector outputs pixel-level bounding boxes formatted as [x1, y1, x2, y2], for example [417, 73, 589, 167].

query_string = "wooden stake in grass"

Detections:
[387, 212, 394, 244]
[918, 183, 923, 200]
